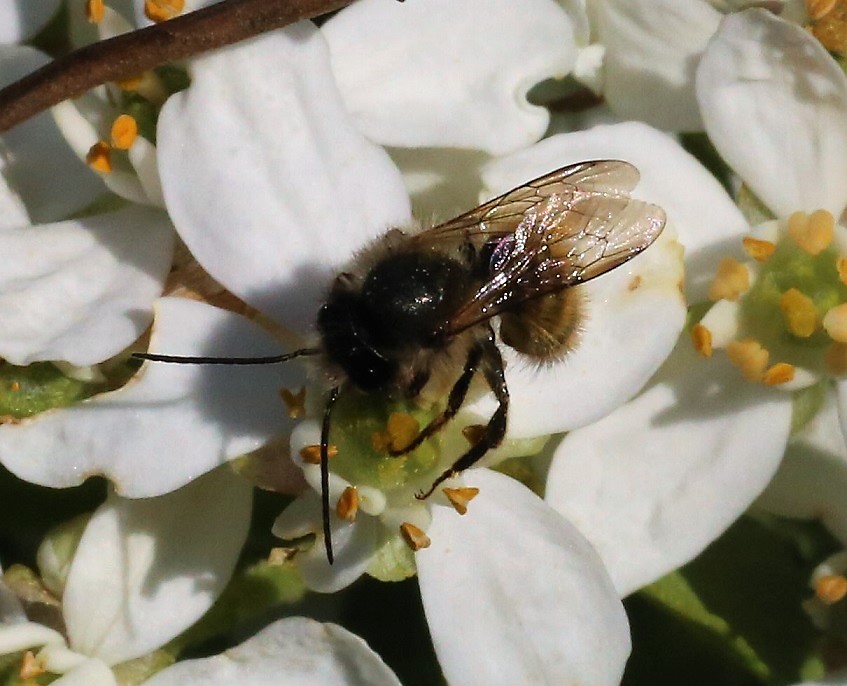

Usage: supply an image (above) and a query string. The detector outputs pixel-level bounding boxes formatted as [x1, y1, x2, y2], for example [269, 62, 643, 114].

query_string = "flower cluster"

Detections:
[0, 0, 846, 684]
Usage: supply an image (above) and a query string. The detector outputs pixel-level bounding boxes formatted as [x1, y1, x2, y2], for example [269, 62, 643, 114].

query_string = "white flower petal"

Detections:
[0, 621, 64, 652]
[50, 659, 117, 686]
[272, 492, 378, 594]
[546, 343, 793, 595]
[697, 9, 847, 218]
[0, 46, 104, 221]
[418, 469, 629, 686]
[478, 122, 748, 302]
[589, 0, 721, 130]
[0, 0, 61, 43]
[467, 227, 685, 438]
[0, 297, 302, 496]
[0, 206, 174, 365]
[64, 468, 251, 664]
[324, 0, 580, 154]
[758, 389, 847, 544]
[143, 617, 401, 686]
[157, 23, 411, 335]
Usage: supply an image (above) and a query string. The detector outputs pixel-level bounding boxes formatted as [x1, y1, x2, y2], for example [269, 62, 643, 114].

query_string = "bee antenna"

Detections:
[131, 347, 321, 365]
[321, 386, 341, 564]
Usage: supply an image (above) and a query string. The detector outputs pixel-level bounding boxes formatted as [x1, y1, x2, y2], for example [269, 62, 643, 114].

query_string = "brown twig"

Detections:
[0, 0, 356, 133]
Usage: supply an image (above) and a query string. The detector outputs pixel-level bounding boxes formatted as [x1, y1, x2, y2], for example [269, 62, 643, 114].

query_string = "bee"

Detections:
[137, 160, 666, 562]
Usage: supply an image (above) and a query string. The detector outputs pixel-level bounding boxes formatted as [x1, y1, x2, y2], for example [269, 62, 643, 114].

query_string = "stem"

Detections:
[0, 0, 356, 133]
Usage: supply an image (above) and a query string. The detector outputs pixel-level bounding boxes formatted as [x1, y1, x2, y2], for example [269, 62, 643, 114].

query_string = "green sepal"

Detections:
[0, 363, 103, 419]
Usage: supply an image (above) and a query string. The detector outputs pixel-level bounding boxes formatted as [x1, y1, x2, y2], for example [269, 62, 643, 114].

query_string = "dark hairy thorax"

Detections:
[318, 247, 479, 392]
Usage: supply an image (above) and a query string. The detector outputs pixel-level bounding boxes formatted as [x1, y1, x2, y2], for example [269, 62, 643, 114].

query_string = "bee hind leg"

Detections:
[416, 326, 509, 499]
[387, 343, 484, 457]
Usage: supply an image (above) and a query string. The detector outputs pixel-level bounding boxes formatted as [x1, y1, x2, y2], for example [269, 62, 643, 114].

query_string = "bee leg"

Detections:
[321, 386, 341, 564]
[416, 327, 509, 499]
[388, 343, 484, 457]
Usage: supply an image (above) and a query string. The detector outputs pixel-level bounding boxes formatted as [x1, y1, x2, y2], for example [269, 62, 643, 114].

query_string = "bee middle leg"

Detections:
[387, 343, 484, 457]
[416, 326, 509, 499]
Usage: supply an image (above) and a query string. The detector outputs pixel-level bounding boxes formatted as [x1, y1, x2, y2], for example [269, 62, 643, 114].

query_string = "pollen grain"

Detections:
[144, 0, 184, 22]
[762, 362, 795, 386]
[788, 210, 834, 255]
[86, 0, 105, 23]
[111, 114, 138, 150]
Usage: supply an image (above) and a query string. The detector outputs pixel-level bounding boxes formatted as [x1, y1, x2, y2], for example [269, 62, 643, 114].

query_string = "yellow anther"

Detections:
[400, 522, 431, 551]
[86, 0, 105, 23]
[372, 412, 420, 453]
[691, 323, 713, 358]
[19, 651, 44, 680]
[825, 341, 847, 375]
[807, 0, 838, 20]
[443, 487, 480, 515]
[837, 257, 847, 287]
[336, 486, 359, 523]
[299, 444, 337, 465]
[824, 303, 847, 342]
[116, 74, 145, 91]
[144, 0, 184, 22]
[708, 257, 750, 301]
[279, 387, 306, 419]
[741, 236, 776, 262]
[86, 141, 112, 173]
[110, 114, 138, 150]
[809, 0, 847, 52]
[815, 574, 847, 604]
[779, 288, 819, 338]
[762, 362, 795, 386]
[726, 339, 769, 382]
[788, 210, 834, 255]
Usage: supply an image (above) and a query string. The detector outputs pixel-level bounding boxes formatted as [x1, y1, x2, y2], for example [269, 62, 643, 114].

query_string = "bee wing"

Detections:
[432, 160, 666, 336]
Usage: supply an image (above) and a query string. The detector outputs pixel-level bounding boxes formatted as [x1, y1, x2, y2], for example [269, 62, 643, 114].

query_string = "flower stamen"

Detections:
[279, 386, 306, 418]
[85, 0, 105, 23]
[779, 288, 819, 338]
[299, 444, 337, 465]
[19, 651, 44, 680]
[462, 424, 486, 445]
[336, 486, 359, 522]
[726, 339, 769, 382]
[110, 114, 138, 150]
[372, 412, 420, 453]
[788, 210, 835, 256]
[762, 362, 795, 386]
[85, 141, 112, 173]
[144, 0, 185, 22]
[691, 323, 713, 358]
[815, 574, 847, 604]
[742, 236, 776, 262]
[824, 303, 847, 342]
[400, 522, 431, 551]
[709, 257, 750, 301]
[443, 487, 480, 515]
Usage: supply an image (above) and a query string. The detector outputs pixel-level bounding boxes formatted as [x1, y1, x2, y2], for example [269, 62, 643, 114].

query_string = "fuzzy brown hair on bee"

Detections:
[135, 159, 667, 563]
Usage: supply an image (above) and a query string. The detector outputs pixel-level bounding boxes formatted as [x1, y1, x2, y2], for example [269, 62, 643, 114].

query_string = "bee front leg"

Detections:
[387, 343, 484, 457]
[416, 327, 509, 499]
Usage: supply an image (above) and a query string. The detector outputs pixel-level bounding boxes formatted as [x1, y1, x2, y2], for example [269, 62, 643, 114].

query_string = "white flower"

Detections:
[544, 7, 847, 597]
[0, 468, 251, 685]
[585, 0, 807, 130]
[0, 7, 682, 681]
